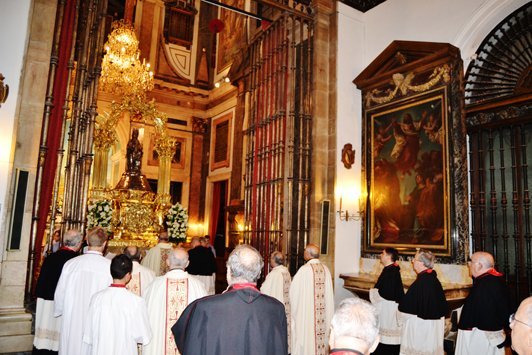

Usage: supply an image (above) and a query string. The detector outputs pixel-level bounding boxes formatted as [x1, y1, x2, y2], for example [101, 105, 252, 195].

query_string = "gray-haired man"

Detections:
[173, 244, 288, 355]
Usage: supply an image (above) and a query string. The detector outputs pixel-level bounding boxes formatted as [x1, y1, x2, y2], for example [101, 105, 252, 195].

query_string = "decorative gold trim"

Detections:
[365, 65, 450, 106]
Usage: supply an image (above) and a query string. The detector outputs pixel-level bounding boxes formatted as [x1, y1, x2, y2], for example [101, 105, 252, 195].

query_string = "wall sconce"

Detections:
[0, 73, 9, 108]
[337, 196, 364, 221]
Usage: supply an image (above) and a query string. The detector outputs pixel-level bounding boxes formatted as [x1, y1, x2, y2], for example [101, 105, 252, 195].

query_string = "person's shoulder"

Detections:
[260, 291, 285, 307]
[138, 262, 155, 274]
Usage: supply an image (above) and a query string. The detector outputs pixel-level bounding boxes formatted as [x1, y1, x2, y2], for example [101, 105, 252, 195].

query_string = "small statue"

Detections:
[126, 128, 143, 175]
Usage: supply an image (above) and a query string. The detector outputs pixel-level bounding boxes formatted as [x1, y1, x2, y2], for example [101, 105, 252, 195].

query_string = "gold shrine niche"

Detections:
[89, 20, 176, 248]
[91, 108, 176, 248]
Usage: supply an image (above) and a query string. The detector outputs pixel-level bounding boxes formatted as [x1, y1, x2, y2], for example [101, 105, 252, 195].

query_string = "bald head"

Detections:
[124, 246, 141, 262]
[270, 251, 285, 267]
[87, 227, 108, 248]
[470, 251, 495, 277]
[167, 247, 189, 270]
[190, 237, 201, 248]
[227, 244, 264, 284]
[304, 244, 320, 261]
[511, 296, 532, 355]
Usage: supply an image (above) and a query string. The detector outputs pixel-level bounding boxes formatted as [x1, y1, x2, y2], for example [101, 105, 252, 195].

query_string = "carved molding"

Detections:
[364, 65, 451, 107]
[467, 104, 532, 128]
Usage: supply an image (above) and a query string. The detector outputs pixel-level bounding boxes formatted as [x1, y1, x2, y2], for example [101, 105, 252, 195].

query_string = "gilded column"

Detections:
[154, 132, 176, 204]
[92, 113, 117, 193]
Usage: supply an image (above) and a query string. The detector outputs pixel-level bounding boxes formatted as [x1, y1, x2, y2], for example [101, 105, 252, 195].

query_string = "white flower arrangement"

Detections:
[87, 200, 113, 230]
[166, 203, 188, 243]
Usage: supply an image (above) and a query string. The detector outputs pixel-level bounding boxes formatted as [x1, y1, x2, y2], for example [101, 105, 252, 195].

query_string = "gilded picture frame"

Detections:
[364, 88, 452, 256]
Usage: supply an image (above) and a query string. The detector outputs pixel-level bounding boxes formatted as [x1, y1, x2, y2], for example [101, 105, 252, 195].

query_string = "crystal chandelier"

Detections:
[99, 20, 154, 96]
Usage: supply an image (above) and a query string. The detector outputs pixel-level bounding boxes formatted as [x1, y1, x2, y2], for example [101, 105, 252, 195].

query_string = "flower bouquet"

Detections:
[166, 202, 188, 244]
[87, 200, 113, 230]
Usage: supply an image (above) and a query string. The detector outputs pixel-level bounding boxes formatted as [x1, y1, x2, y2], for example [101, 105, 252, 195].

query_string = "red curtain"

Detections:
[32, 0, 77, 287]
[209, 182, 222, 244]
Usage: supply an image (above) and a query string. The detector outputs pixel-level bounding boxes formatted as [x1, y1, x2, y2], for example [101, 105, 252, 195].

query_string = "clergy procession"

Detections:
[33, 228, 529, 355]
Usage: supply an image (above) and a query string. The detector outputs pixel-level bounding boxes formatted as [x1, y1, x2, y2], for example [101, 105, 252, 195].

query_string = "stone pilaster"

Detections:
[0, 0, 56, 352]
[310, 0, 337, 272]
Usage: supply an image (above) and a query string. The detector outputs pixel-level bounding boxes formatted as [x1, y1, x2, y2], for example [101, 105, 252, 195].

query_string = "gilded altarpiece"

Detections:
[354, 41, 468, 263]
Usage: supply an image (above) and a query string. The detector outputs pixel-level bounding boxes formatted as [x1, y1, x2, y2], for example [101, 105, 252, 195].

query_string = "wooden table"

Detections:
[340, 273, 471, 311]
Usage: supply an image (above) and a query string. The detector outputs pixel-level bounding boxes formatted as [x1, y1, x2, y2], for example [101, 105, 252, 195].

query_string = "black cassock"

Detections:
[35, 248, 78, 300]
[172, 285, 288, 355]
[374, 263, 404, 303]
[186, 246, 217, 276]
[372, 263, 404, 355]
[458, 269, 510, 331]
[398, 269, 448, 319]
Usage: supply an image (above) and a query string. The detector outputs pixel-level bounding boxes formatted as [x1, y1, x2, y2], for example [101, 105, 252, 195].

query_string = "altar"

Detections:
[340, 272, 471, 312]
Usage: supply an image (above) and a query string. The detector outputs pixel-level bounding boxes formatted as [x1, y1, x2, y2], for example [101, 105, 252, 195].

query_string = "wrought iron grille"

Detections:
[469, 120, 532, 303]
[464, 3, 531, 106]
[466, 2, 532, 305]
[243, 14, 314, 276]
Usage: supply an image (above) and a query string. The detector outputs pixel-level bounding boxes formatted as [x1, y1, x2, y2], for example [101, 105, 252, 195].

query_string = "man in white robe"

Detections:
[144, 247, 207, 355]
[54, 227, 113, 355]
[124, 245, 155, 296]
[290, 244, 334, 355]
[82, 254, 151, 355]
[261, 251, 293, 353]
[142, 231, 173, 276]
[34, 230, 82, 353]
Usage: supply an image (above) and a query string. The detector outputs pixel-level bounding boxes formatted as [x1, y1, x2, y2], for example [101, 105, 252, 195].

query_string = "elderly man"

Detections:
[54, 227, 112, 355]
[455, 251, 510, 354]
[142, 231, 173, 276]
[186, 236, 217, 294]
[398, 249, 447, 355]
[261, 251, 292, 353]
[34, 230, 82, 353]
[144, 247, 207, 355]
[172, 244, 288, 355]
[511, 296, 532, 355]
[329, 298, 380, 355]
[290, 243, 334, 355]
[82, 254, 151, 354]
[123, 246, 155, 296]
[369, 247, 404, 355]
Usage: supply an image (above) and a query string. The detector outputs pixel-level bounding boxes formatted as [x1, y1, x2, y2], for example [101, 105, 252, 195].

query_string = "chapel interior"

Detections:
[0, 0, 531, 352]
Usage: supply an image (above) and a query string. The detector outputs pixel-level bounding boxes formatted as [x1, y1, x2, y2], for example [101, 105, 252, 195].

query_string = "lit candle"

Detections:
[339, 196, 342, 211]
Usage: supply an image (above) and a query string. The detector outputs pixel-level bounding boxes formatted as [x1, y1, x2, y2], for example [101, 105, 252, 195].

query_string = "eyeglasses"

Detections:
[509, 313, 532, 328]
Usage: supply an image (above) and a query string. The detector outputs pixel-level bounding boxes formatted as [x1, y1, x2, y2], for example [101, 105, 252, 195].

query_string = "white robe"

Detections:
[127, 261, 156, 297]
[455, 329, 505, 355]
[261, 265, 293, 354]
[142, 242, 173, 276]
[143, 269, 208, 355]
[193, 273, 216, 295]
[34, 298, 61, 351]
[82, 286, 151, 355]
[369, 288, 401, 345]
[398, 312, 444, 355]
[54, 251, 112, 355]
[289, 259, 334, 355]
